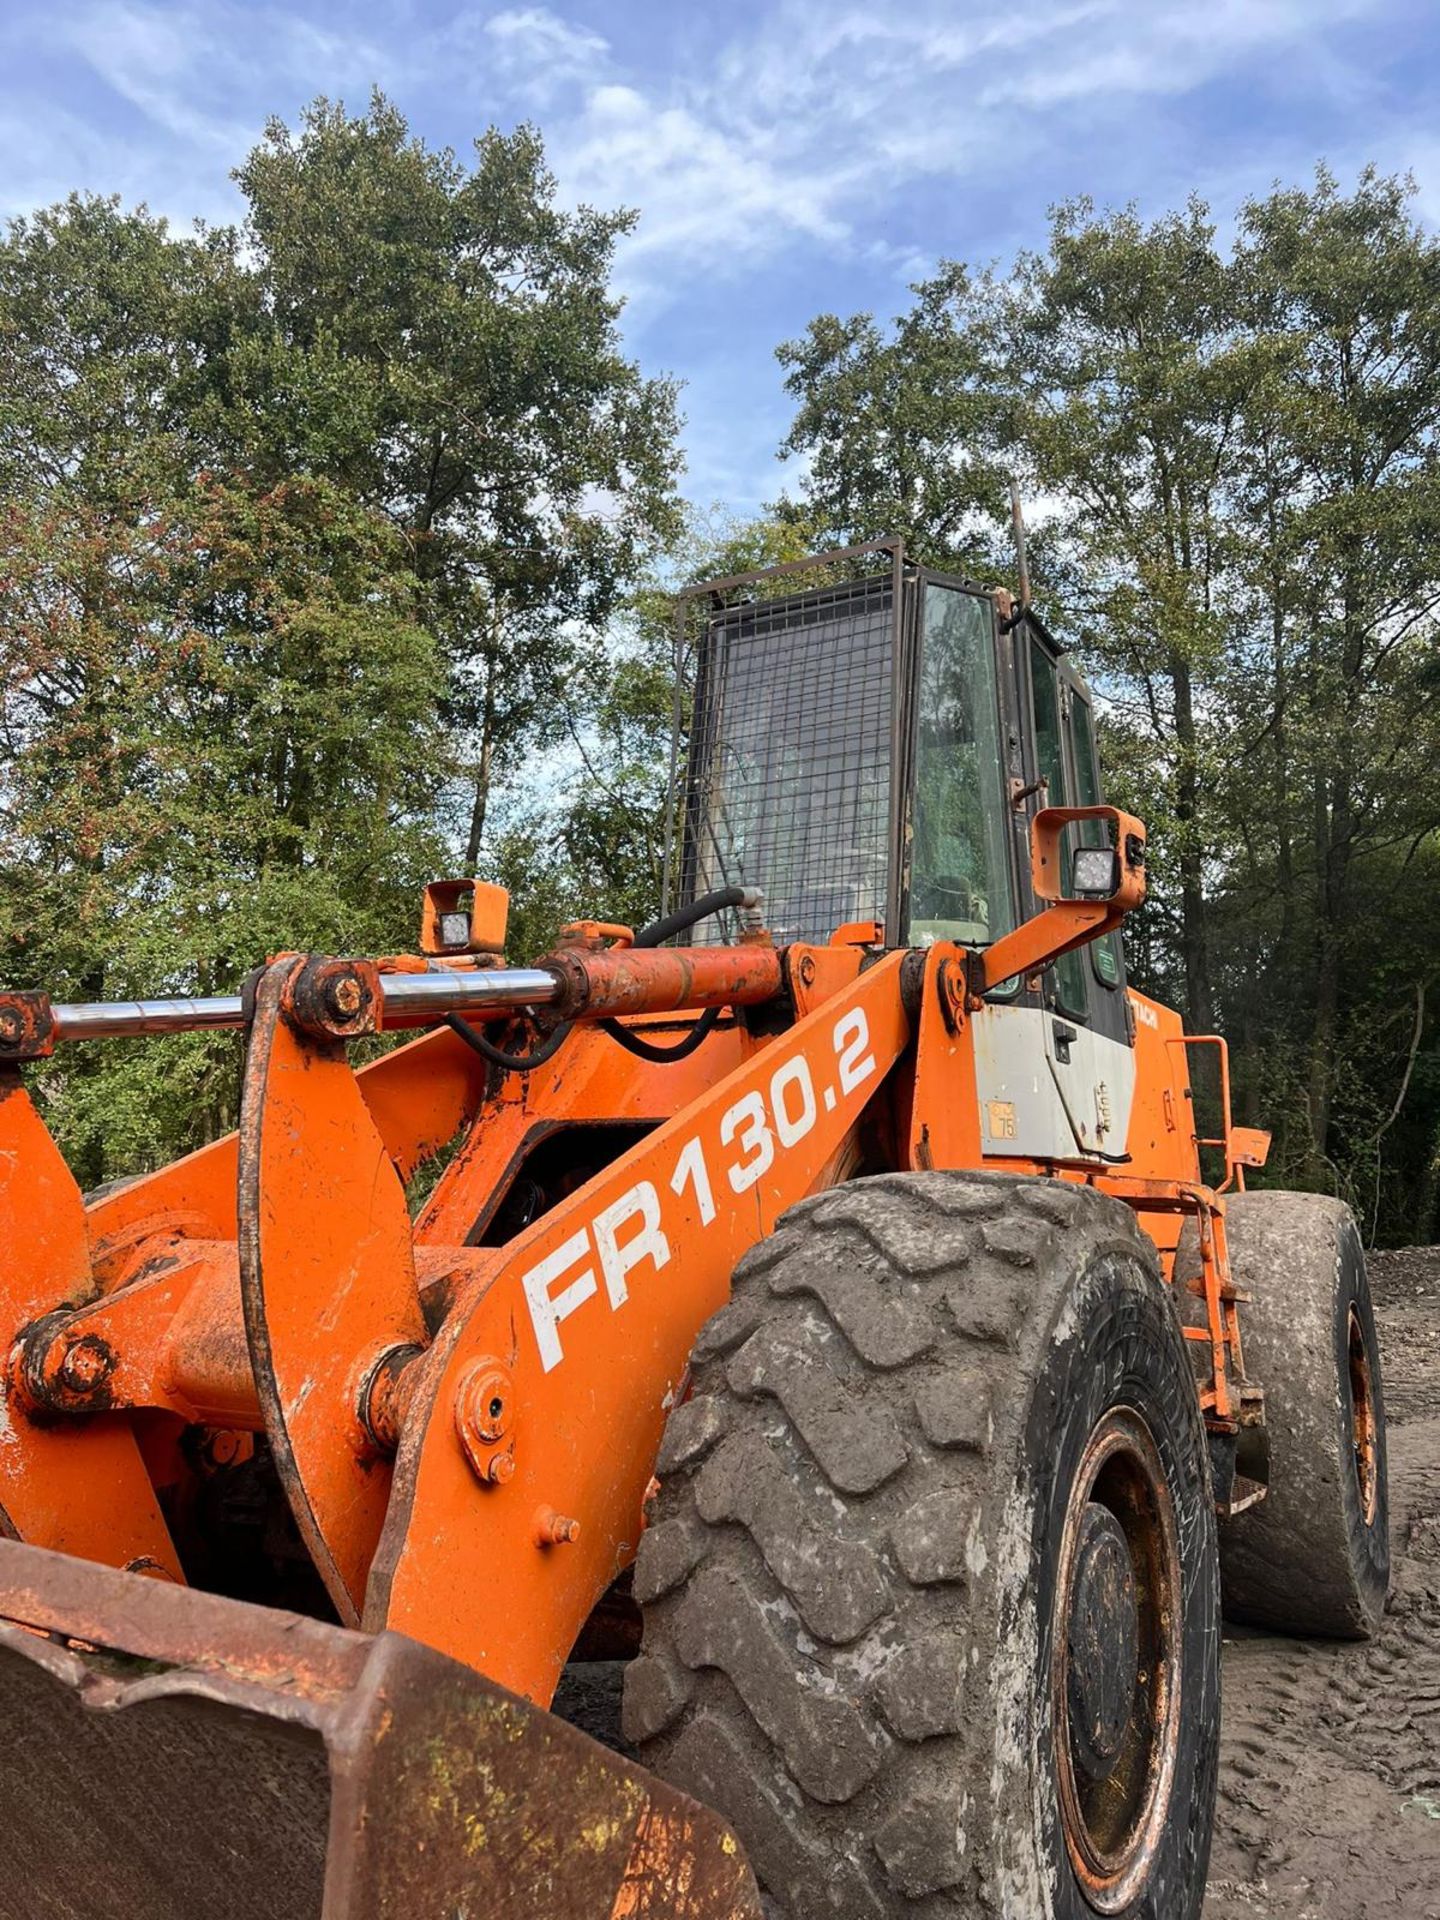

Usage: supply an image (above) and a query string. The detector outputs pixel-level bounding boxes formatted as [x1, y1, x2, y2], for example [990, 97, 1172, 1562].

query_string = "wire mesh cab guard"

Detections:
[665, 539, 1042, 957]
[666, 541, 906, 945]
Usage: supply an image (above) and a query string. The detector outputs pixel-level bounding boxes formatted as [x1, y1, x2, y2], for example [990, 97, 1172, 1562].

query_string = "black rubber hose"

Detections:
[444, 1012, 574, 1074]
[631, 886, 753, 949]
[444, 888, 756, 1073]
[599, 1005, 721, 1062]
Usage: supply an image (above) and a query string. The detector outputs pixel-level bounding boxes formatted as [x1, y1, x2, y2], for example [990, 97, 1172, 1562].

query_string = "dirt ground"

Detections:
[1204, 1247, 1440, 1918]
[554, 1245, 1440, 1915]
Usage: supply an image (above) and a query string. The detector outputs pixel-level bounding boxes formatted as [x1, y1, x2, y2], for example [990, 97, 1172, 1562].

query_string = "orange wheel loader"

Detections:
[0, 542, 1387, 1919]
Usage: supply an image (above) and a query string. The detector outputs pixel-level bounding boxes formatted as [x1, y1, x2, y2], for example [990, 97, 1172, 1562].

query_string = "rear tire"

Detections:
[625, 1172, 1219, 1918]
[1186, 1190, 1388, 1638]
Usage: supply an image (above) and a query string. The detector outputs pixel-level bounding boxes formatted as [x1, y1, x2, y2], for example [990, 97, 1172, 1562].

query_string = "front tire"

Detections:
[625, 1172, 1219, 1918]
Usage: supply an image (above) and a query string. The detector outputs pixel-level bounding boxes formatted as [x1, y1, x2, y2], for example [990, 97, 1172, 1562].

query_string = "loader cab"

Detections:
[674, 541, 1129, 1056]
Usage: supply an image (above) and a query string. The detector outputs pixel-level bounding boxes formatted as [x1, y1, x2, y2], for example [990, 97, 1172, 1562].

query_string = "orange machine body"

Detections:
[0, 824, 1262, 1709]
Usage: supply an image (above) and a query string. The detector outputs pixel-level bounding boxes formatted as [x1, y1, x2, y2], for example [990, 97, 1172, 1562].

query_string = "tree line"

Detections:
[2, 97, 1436, 1242]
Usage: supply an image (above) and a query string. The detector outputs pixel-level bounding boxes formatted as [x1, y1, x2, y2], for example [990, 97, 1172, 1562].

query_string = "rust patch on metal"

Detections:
[1348, 1305, 1380, 1526]
[541, 945, 783, 1023]
[1051, 1406, 1182, 1912]
[0, 991, 55, 1061]
[283, 956, 382, 1040]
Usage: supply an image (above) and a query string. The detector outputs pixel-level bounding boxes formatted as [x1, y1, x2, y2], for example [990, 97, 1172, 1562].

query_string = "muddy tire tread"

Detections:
[625, 1171, 1205, 1918]
[1198, 1191, 1389, 1638]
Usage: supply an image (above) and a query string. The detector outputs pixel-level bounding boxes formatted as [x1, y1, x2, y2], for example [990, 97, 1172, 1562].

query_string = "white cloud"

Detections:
[61, 3, 253, 150]
[4, 0, 1398, 272]
[977, 0, 1377, 109]
[522, 0, 1395, 316]
[560, 81, 851, 287]
[481, 6, 608, 73]
[428, 5, 611, 104]
[65, 2, 386, 128]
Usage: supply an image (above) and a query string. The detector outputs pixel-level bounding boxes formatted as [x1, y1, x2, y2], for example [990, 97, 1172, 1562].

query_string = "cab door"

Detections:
[967, 620, 1137, 1163]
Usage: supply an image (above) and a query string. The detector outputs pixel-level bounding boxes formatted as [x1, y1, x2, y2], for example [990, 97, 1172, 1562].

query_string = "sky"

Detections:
[3, 0, 1439, 514]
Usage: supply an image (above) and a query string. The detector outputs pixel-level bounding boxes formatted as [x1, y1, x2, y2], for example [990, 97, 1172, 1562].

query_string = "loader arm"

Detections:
[0, 937, 912, 1709]
[368, 949, 911, 1696]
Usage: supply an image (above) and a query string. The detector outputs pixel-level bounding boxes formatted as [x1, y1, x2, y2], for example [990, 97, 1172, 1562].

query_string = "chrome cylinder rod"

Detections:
[49, 967, 562, 1043]
[377, 969, 561, 1021]
[52, 996, 246, 1041]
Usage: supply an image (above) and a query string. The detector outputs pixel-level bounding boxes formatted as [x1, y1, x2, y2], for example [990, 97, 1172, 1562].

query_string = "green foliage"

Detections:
[0, 97, 681, 1182]
[8, 116, 1439, 1252]
[229, 96, 683, 866]
[0, 467, 448, 1179]
[777, 267, 1011, 575]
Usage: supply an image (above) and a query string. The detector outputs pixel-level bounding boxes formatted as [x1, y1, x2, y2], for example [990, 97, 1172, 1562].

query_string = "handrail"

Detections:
[1167, 1033, 1242, 1192]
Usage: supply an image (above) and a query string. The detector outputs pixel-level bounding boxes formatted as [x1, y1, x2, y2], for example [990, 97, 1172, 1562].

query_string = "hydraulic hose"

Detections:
[631, 886, 763, 949]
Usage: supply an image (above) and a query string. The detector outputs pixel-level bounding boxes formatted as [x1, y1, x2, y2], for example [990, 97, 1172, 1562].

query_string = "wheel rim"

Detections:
[1347, 1306, 1380, 1526]
[1052, 1407, 1183, 1913]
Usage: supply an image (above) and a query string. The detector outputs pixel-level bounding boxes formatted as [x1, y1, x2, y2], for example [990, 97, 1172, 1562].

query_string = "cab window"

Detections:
[908, 584, 1014, 947]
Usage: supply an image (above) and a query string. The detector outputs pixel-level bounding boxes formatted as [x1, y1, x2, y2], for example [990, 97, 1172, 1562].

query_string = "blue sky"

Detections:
[3, 0, 1438, 513]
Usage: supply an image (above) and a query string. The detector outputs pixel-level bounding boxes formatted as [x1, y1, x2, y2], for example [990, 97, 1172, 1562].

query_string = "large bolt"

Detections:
[58, 1339, 112, 1396]
[327, 974, 363, 1018]
[484, 1449, 516, 1486]
[797, 954, 817, 988]
[937, 959, 969, 1034]
[456, 1356, 517, 1484]
[286, 956, 380, 1040]
[0, 1010, 20, 1045]
[204, 1430, 248, 1469]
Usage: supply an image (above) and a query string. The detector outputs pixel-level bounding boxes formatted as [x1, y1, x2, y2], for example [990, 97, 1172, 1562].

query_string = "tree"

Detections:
[0, 99, 682, 1180]
[1224, 169, 1440, 1181]
[994, 199, 1240, 1034]
[0, 467, 447, 1180]
[0, 193, 239, 505]
[776, 267, 1011, 573]
[777, 206, 1241, 1027]
[228, 96, 683, 868]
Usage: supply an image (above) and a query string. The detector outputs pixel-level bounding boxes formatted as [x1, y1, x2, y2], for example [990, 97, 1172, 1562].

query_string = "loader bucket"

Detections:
[0, 1539, 760, 1920]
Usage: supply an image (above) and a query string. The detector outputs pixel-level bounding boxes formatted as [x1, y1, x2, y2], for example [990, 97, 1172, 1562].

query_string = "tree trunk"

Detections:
[1306, 536, 1365, 1180]
[463, 730, 492, 873]
[1412, 1111, 1440, 1246]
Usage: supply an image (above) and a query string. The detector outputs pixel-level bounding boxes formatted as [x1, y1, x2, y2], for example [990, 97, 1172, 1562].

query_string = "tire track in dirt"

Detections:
[1206, 1258, 1440, 1918]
